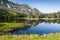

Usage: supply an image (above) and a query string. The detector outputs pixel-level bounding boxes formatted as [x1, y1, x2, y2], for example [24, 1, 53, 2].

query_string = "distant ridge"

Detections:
[0, 0, 41, 14]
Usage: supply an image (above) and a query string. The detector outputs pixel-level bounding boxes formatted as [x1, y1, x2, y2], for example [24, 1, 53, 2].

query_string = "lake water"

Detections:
[12, 20, 60, 35]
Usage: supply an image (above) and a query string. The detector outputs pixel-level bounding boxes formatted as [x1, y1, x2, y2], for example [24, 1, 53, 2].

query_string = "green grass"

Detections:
[18, 18, 40, 20]
[42, 18, 60, 20]
[0, 33, 60, 40]
[16, 18, 60, 20]
[0, 23, 24, 30]
[25, 18, 40, 20]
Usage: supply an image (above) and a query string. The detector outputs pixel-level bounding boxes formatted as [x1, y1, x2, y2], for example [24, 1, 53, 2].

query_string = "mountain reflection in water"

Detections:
[12, 19, 60, 35]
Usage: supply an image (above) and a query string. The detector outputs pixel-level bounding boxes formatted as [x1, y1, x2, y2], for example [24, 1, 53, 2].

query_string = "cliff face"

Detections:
[0, 0, 41, 14]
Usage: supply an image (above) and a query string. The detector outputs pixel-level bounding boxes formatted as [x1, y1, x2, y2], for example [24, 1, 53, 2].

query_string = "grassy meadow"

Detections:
[0, 33, 60, 40]
[0, 23, 24, 30]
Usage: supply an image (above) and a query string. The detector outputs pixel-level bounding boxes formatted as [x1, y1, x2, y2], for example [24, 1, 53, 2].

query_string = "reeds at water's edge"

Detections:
[0, 33, 60, 40]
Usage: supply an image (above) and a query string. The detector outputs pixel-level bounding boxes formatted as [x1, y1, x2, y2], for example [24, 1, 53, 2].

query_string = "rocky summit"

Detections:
[0, 0, 41, 14]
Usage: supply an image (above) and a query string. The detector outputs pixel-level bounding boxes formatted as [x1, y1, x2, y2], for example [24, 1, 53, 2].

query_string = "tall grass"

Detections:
[0, 33, 60, 40]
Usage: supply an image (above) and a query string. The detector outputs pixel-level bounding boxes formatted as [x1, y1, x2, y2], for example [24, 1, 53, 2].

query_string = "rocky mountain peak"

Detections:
[0, 0, 41, 14]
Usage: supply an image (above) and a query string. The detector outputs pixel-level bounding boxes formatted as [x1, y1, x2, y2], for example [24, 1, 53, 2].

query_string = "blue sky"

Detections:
[9, 0, 60, 13]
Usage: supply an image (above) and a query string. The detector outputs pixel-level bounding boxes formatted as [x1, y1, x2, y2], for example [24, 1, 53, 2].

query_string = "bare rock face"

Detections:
[0, 0, 41, 14]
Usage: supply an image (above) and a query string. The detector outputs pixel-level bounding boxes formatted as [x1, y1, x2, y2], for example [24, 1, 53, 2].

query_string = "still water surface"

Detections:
[12, 20, 60, 35]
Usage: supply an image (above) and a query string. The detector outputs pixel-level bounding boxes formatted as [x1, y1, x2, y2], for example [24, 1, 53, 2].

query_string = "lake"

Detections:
[12, 19, 60, 35]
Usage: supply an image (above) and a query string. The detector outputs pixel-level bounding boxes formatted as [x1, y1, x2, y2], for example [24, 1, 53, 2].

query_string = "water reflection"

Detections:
[11, 19, 60, 35]
[1, 19, 60, 34]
